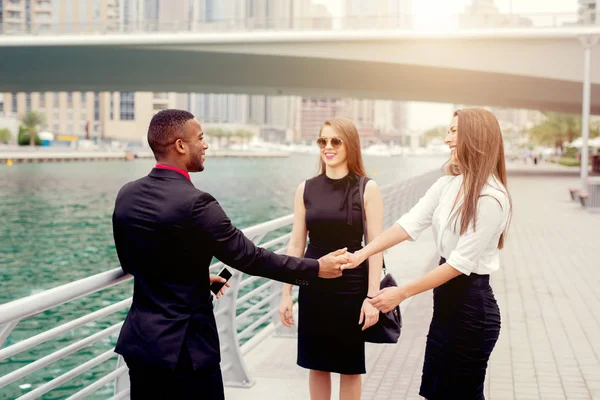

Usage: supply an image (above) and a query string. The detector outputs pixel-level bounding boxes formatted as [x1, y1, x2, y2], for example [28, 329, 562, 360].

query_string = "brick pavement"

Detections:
[226, 163, 600, 400]
[487, 165, 600, 400]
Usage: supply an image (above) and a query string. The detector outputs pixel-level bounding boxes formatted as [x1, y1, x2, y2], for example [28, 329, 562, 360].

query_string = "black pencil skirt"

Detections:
[419, 257, 501, 400]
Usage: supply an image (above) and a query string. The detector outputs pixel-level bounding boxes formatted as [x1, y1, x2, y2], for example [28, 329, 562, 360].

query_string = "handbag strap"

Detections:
[358, 176, 369, 245]
[358, 176, 386, 275]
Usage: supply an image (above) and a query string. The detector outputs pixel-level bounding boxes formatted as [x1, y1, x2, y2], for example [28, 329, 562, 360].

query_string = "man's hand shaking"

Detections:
[317, 248, 354, 278]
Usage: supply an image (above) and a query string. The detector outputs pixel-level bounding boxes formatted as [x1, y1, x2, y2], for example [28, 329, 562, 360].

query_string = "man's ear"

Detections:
[175, 139, 185, 154]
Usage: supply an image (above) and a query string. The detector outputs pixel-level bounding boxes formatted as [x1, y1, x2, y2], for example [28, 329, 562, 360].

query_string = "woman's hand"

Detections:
[369, 287, 407, 313]
[209, 274, 231, 299]
[278, 294, 295, 327]
[359, 298, 380, 331]
[340, 250, 365, 271]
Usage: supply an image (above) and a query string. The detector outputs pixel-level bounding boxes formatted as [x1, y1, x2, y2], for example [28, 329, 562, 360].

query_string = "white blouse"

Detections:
[396, 174, 511, 276]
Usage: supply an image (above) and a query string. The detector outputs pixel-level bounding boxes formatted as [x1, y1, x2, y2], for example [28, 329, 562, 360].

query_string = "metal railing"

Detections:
[0, 169, 442, 399]
[0, 11, 598, 37]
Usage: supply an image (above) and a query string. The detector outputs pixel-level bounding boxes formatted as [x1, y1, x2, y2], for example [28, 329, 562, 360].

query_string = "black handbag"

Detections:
[358, 176, 402, 344]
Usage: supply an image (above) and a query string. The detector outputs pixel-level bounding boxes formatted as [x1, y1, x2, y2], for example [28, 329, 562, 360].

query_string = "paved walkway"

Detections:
[226, 162, 600, 400]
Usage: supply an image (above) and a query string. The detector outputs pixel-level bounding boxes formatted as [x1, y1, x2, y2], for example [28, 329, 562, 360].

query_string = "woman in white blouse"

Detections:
[342, 108, 512, 400]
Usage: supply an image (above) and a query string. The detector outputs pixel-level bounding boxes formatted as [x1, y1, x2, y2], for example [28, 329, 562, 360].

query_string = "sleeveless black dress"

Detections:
[297, 172, 369, 375]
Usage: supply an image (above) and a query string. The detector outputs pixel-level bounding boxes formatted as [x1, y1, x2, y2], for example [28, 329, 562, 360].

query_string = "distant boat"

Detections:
[363, 144, 392, 157]
[38, 131, 55, 147]
[389, 145, 408, 157]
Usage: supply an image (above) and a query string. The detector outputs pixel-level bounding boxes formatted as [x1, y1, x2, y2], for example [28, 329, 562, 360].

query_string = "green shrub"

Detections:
[0, 128, 12, 144]
[17, 125, 42, 146]
[558, 157, 580, 167]
[564, 147, 579, 158]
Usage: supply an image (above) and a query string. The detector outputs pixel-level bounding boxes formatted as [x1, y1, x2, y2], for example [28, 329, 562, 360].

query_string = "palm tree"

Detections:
[206, 127, 233, 149]
[21, 111, 46, 147]
[423, 125, 447, 145]
[235, 129, 254, 148]
[529, 112, 600, 153]
[222, 129, 234, 148]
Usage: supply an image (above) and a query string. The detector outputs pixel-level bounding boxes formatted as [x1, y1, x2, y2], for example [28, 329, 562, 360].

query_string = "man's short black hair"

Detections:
[147, 109, 195, 159]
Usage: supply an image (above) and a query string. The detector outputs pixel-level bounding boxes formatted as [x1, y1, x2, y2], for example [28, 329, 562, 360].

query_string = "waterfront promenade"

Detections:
[225, 162, 600, 400]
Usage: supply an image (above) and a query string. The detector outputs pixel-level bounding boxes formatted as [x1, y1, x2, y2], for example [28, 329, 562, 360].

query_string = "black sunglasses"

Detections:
[316, 137, 344, 149]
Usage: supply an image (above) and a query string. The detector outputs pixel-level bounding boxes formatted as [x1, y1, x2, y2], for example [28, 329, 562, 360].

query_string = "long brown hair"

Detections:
[318, 117, 368, 177]
[447, 108, 512, 249]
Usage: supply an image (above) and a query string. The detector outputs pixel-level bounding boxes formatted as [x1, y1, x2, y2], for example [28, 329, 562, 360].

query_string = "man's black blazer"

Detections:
[112, 168, 318, 370]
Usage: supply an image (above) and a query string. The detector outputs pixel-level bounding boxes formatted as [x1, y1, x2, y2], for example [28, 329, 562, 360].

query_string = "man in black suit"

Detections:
[112, 109, 349, 399]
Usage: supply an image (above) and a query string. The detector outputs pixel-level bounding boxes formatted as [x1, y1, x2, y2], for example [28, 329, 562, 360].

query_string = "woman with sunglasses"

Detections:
[341, 108, 512, 400]
[278, 117, 384, 400]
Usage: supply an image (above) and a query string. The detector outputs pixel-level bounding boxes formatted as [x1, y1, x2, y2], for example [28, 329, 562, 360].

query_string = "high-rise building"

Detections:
[463, 0, 497, 14]
[298, 98, 347, 142]
[391, 101, 408, 137]
[45, 0, 120, 34]
[346, 98, 376, 137]
[579, 0, 598, 24]
[308, 3, 333, 29]
[297, 97, 408, 143]
[0, 0, 55, 34]
[343, 0, 412, 29]
[123, 0, 194, 31]
[372, 100, 408, 140]
[243, 0, 316, 29]
[193, 0, 241, 23]
[120, 0, 144, 31]
[192, 93, 248, 124]
[459, 0, 532, 28]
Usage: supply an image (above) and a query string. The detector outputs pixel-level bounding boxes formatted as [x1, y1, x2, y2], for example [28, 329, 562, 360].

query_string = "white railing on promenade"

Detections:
[0, 169, 442, 399]
[0, 12, 597, 37]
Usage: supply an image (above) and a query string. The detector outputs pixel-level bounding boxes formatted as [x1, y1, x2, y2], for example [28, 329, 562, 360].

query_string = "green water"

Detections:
[0, 154, 444, 399]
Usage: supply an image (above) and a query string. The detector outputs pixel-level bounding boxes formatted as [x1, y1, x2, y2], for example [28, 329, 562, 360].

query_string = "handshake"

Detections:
[316, 248, 364, 278]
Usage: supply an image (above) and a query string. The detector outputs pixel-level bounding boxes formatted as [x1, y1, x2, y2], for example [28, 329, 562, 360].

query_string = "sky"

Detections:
[312, 0, 580, 130]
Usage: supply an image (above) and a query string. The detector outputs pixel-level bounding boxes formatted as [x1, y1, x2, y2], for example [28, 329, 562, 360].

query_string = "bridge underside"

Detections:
[1, 45, 599, 114]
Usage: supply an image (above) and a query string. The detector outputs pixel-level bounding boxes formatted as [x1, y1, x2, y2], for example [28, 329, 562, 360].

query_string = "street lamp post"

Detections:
[579, 35, 599, 192]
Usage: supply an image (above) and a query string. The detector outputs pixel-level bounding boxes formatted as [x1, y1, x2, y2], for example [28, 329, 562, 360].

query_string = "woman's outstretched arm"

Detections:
[342, 223, 410, 270]
[342, 176, 449, 271]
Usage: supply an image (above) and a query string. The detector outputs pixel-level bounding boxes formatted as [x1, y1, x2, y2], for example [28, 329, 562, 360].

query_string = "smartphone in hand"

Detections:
[210, 268, 233, 295]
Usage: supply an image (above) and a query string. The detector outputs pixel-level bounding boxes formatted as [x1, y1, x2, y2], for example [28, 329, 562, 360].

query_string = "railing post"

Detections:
[0, 321, 18, 348]
[216, 269, 253, 388]
[113, 355, 130, 398]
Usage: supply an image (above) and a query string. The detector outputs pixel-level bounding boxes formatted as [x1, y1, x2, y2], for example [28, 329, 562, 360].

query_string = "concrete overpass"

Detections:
[1, 26, 600, 114]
